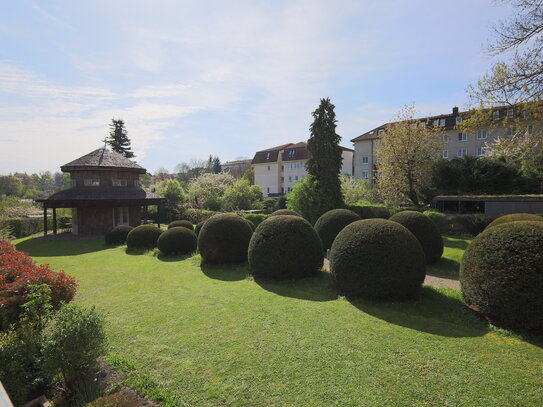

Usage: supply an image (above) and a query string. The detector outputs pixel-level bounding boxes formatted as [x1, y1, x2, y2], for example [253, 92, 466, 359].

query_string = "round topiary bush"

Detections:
[485, 213, 543, 230]
[167, 220, 194, 231]
[126, 225, 163, 250]
[389, 210, 443, 264]
[195, 221, 205, 237]
[157, 227, 198, 255]
[314, 209, 361, 252]
[460, 221, 543, 330]
[248, 215, 323, 279]
[330, 219, 426, 300]
[198, 213, 253, 264]
[104, 225, 133, 245]
[244, 218, 256, 232]
[270, 209, 301, 217]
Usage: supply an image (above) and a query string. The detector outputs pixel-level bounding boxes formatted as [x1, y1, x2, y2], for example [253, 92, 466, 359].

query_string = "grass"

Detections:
[14, 236, 543, 407]
[427, 234, 472, 278]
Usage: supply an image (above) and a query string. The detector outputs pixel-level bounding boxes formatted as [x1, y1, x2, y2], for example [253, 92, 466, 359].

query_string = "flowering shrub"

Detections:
[0, 239, 77, 328]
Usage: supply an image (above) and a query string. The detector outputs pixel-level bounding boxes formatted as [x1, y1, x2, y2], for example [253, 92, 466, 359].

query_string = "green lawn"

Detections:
[14, 236, 543, 407]
[427, 234, 472, 278]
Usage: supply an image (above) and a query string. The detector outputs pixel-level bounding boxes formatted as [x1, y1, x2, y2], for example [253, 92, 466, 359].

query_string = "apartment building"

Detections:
[351, 106, 527, 183]
[251, 142, 354, 198]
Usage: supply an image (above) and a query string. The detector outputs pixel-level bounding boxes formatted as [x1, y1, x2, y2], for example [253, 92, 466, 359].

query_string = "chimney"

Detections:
[452, 106, 459, 115]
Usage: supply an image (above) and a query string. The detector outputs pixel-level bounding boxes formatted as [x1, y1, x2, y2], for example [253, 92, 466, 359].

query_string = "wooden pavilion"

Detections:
[36, 148, 165, 236]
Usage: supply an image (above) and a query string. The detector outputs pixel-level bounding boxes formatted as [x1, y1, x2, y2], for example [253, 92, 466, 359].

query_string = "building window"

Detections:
[527, 125, 534, 134]
[442, 150, 449, 159]
[442, 134, 449, 143]
[113, 207, 129, 226]
[361, 171, 369, 179]
[267, 187, 270, 194]
[477, 147, 487, 156]
[456, 116, 463, 124]
[287, 187, 291, 193]
[288, 176, 292, 182]
[266, 152, 271, 160]
[84, 179, 100, 186]
[281, 187, 284, 193]
[112, 179, 127, 187]
[134, 180, 139, 187]
[506, 109, 514, 118]
[288, 150, 295, 158]
[267, 166, 270, 171]
[477, 130, 487, 140]
[457, 148, 467, 157]
[281, 177, 284, 182]
[458, 132, 468, 142]
[439, 118, 446, 127]
[362, 156, 369, 164]
[281, 165, 284, 171]
[295, 176, 298, 181]
[492, 110, 500, 120]
[506, 127, 513, 136]
[378, 129, 384, 136]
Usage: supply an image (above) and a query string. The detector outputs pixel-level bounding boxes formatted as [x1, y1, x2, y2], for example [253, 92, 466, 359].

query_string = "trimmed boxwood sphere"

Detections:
[244, 218, 256, 232]
[248, 215, 323, 279]
[195, 221, 205, 237]
[270, 209, 301, 217]
[314, 209, 361, 252]
[126, 225, 163, 250]
[485, 213, 543, 230]
[104, 225, 133, 245]
[157, 227, 197, 255]
[330, 219, 426, 300]
[167, 220, 194, 231]
[389, 210, 443, 264]
[198, 213, 253, 264]
[460, 221, 543, 329]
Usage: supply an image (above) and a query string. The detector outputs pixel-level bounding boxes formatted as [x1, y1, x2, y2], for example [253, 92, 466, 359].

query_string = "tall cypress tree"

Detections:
[107, 119, 135, 158]
[306, 98, 343, 208]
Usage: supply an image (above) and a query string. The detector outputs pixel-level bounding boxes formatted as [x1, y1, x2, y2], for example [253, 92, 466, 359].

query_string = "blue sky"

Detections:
[0, 0, 513, 174]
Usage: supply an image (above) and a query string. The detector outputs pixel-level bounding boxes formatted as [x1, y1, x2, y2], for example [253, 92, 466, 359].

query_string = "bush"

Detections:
[345, 204, 390, 219]
[195, 221, 205, 237]
[460, 221, 543, 329]
[286, 175, 337, 224]
[262, 198, 278, 213]
[0, 240, 77, 329]
[244, 218, 256, 232]
[243, 213, 269, 227]
[314, 209, 361, 252]
[183, 208, 220, 224]
[389, 210, 443, 264]
[485, 213, 543, 230]
[330, 219, 426, 300]
[157, 227, 198, 256]
[168, 220, 194, 231]
[44, 303, 107, 392]
[249, 215, 323, 279]
[270, 209, 301, 217]
[221, 179, 263, 211]
[104, 225, 133, 245]
[126, 225, 162, 250]
[198, 214, 253, 264]
[5, 216, 71, 238]
[449, 214, 492, 236]
[423, 210, 450, 234]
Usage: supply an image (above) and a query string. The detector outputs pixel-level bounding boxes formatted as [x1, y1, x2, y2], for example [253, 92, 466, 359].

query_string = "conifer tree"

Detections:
[107, 119, 135, 158]
[306, 98, 343, 209]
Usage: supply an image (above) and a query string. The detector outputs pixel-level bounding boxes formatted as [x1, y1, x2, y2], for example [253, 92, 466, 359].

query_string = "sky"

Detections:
[0, 0, 514, 174]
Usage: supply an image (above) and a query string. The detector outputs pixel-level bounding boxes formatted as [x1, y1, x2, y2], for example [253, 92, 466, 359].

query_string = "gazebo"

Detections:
[36, 148, 165, 236]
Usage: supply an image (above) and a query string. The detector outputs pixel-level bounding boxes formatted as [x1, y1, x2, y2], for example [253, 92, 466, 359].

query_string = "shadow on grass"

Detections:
[427, 258, 460, 279]
[201, 262, 248, 281]
[156, 252, 195, 262]
[348, 286, 488, 338]
[443, 235, 471, 250]
[254, 270, 338, 302]
[125, 247, 153, 256]
[15, 237, 108, 257]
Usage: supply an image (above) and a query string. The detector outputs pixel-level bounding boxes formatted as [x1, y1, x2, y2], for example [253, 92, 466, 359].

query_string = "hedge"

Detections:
[345, 205, 390, 219]
[182, 209, 220, 224]
[6, 216, 72, 238]
[242, 213, 269, 227]
[485, 213, 543, 230]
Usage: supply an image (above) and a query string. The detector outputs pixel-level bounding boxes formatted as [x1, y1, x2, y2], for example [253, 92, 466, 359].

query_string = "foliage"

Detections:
[423, 210, 450, 234]
[330, 219, 426, 300]
[341, 175, 378, 205]
[345, 204, 390, 219]
[242, 167, 255, 185]
[126, 225, 163, 250]
[0, 217, 12, 240]
[242, 213, 269, 227]
[183, 208, 220, 224]
[157, 227, 198, 256]
[270, 209, 301, 217]
[376, 105, 441, 206]
[306, 97, 344, 210]
[449, 214, 493, 236]
[431, 156, 536, 195]
[0, 240, 77, 329]
[485, 212, 543, 229]
[198, 214, 253, 264]
[0, 176, 23, 196]
[156, 179, 188, 222]
[248, 215, 323, 280]
[104, 226, 133, 245]
[44, 303, 107, 392]
[460, 221, 543, 329]
[167, 220, 194, 231]
[313, 209, 360, 252]
[187, 173, 235, 210]
[86, 392, 140, 407]
[3, 216, 72, 239]
[278, 195, 287, 209]
[286, 175, 336, 224]
[262, 198, 278, 213]
[389, 211, 443, 264]
[194, 221, 205, 237]
[107, 118, 134, 158]
[221, 179, 263, 211]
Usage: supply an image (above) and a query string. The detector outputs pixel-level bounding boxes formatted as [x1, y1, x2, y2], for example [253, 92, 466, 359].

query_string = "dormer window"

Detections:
[439, 118, 446, 127]
[506, 109, 514, 118]
[112, 179, 127, 187]
[456, 116, 463, 124]
[288, 149, 295, 158]
[378, 129, 384, 136]
[265, 152, 271, 160]
[84, 179, 100, 186]
[492, 110, 500, 120]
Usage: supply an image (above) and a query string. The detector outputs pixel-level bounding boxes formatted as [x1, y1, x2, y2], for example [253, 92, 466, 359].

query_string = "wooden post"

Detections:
[156, 204, 160, 228]
[52, 207, 57, 235]
[43, 206, 47, 236]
